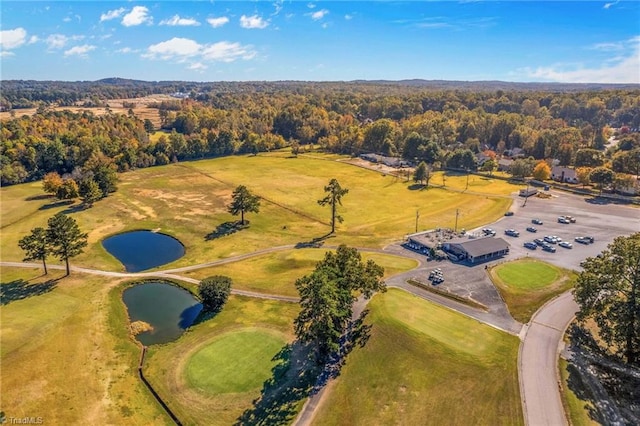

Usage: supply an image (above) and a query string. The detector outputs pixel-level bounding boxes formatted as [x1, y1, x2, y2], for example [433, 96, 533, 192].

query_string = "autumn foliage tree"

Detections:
[532, 161, 551, 181]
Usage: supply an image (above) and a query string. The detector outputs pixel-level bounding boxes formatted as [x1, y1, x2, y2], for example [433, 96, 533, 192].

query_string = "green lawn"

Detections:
[313, 288, 523, 425]
[183, 249, 419, 297]
[185, 328, 287, 394]
[0, 267, 169, 425]
[489, 259, 576, 323]
[144, 295, 303, 425]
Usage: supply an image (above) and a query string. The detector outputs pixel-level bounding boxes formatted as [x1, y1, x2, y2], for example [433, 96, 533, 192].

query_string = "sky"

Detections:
[1, 1, 639, 83]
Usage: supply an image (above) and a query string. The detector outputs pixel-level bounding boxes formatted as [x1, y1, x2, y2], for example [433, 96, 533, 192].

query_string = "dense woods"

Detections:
[1, 80, 639, 188]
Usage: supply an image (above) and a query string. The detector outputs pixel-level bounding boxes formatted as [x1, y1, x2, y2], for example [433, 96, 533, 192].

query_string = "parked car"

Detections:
[532, 219, 543, 225]
[558, 216, 570, 224]
[524, 241, 537, 250]
[504, 211, 514, 216]
[526, 226, 537, 233]
[542, 244, 556, 253]
[575, 236, 589, 244]
[544, 235, 557, 244]
[534, 238, 545, 246]
[505, 229, 520, 237]
[584, 236, 595, 243]
[482, 228, 496, 236]
[559, 241, 573, 249]
[565, 215, 576, 223]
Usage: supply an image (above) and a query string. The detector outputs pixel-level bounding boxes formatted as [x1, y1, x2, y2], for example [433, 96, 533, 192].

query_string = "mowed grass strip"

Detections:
[0, 267, 169, 425]
[313, 288, 522, 425]
[183, 249, 418, 297]
[144, 295, 301, 426]
[185, 329, 286, 394]
[490, 259, 576, 323]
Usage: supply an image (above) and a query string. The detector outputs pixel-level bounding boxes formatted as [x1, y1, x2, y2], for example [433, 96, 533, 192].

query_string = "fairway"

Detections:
[313, 288, 522, 425]
[490, 259, 576, 323]
[0, 267, 168, 425]
[185, 329, 287, 394]
[183, 248, 418, 297]
[1, 152, 514, 271]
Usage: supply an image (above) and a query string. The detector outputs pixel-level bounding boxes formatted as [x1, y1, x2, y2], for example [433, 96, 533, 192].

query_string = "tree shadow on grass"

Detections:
[0, 278, 58, 305]
[25, 194, 54, 201]
[295, 232, 334, 249]
[205, 221, 248, 241]
[407, 183, 428, 191]
[38, 200, 74, 211]
[235, 343, 318, 426]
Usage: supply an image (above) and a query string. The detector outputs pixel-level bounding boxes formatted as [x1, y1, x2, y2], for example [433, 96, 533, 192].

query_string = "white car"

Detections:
[559, 241, 573, 249]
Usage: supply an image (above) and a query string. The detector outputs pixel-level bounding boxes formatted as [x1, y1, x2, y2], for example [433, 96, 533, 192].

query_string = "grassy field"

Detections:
[0, 267, 169, 425]
[489, 259, 577, 323]
[183, 249, 419, 297]
[559, 359, 600, 426]
[1, 152, 515, 272]
[144, 295, 303, 425]
[312, 288, 523, 425]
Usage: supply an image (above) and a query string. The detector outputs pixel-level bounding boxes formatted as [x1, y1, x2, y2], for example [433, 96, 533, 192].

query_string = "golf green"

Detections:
[184, 328, 287, 394]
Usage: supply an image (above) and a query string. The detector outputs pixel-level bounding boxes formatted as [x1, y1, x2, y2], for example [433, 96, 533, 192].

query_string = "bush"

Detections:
[198, 275, 232, 313]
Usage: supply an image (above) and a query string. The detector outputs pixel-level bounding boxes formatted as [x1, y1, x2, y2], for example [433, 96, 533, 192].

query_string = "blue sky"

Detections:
[1, 1, 639, 83]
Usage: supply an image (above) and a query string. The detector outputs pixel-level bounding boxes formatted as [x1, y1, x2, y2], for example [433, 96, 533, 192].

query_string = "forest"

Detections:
[1, 80, 639, 189]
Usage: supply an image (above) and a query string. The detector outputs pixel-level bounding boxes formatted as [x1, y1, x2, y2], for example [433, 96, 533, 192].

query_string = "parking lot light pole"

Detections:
[415, 209, 419, 233]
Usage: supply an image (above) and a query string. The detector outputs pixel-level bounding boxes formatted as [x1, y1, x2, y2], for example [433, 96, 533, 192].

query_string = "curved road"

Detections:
[519, 291, 579, 426]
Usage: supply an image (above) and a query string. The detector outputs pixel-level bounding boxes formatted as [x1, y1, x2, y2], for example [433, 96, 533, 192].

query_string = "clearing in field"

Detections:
[312, 288, 523, 425]
[489, 259, 576, 323]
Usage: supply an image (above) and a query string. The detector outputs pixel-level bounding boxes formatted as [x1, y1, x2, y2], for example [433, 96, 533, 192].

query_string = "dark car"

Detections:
[534, 238, 545, 246]
[542, 244, 556, 253]
[532, 219, 543, 225]
[504, 211, 514, 216]
[526, 226, 537, 233]
[505, 229, 520, 237]
[524, 241, 537, 250]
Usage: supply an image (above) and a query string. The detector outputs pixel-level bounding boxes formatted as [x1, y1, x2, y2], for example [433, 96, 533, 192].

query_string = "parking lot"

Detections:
[474, 190, 640, 271]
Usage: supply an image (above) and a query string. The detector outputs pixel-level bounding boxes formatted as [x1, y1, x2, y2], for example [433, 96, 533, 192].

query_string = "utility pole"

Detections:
[415, 210, 419, 233]
[466, 169, 470, 190]
[523, 181, 530, 207]
[454, 208, 459, 233]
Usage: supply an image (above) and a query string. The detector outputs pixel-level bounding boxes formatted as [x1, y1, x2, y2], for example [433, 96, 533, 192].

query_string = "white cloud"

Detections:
[523, 36, 640, 84]
[240, 15, 268, 29]
[116, 47, 136, 54]
[45, 34, 84, 50]
[201, 41, 256, 62]
[311, 9, 329, 20]
[345, 14, 353, 21]
[160, 15, 200, 26]
[307, 3, 316, 9]
[63, 16, 72, 23]
[189, 62, 207, 71]
[144, 37, 201, 60]
[64, 44, 96, 57]
[590, 42, 624, 51]
[122, 6, 152, 27]
[28, 35, 39, 44]
[0, 28, 27, 50]
[207, 17, 229, 28]
[100, 7, 126, 22]
[604, 1, 620, 9]
[143, 37, 257, 68]
[1, 51, 15, 57]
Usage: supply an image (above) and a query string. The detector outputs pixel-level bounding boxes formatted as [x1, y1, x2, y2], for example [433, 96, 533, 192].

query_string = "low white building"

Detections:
[551, 166, 578, 184]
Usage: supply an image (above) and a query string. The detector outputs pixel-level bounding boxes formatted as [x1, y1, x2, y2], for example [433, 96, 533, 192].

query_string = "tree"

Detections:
[576, 167, 592, 188]
[413, 161, 430, 186]
[56, 179, 79, 200]
[589, 167, 615, 193]
[510, 158, 534, 180]
[79, 178, 102, 207]
[532, 161, 551, 181]
[199, 275, 232, 313]
[574, 233, 640, 365]
[575, 148, 604, 168]
[143, 118, 154, 133]
[42, 172, 63, 195]
[227, 185, 260, 225]
[480, 159, 497, 176]
[18, 227, 50, 275]
[318, 178, 349, 234]
[294, 245, 385, 363]
[46, 213, 88, 275]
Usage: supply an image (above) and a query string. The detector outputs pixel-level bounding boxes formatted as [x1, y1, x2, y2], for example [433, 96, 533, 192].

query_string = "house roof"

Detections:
[450, 237, 510, 257]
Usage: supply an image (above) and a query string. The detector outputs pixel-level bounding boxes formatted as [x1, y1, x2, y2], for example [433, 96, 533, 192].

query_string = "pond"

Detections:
[123, 281, 203, 346]
[102, 230, 185, 272]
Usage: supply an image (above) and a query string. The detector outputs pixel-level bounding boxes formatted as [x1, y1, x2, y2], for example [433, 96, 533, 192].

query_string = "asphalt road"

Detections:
[519, 291, 579, 426]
